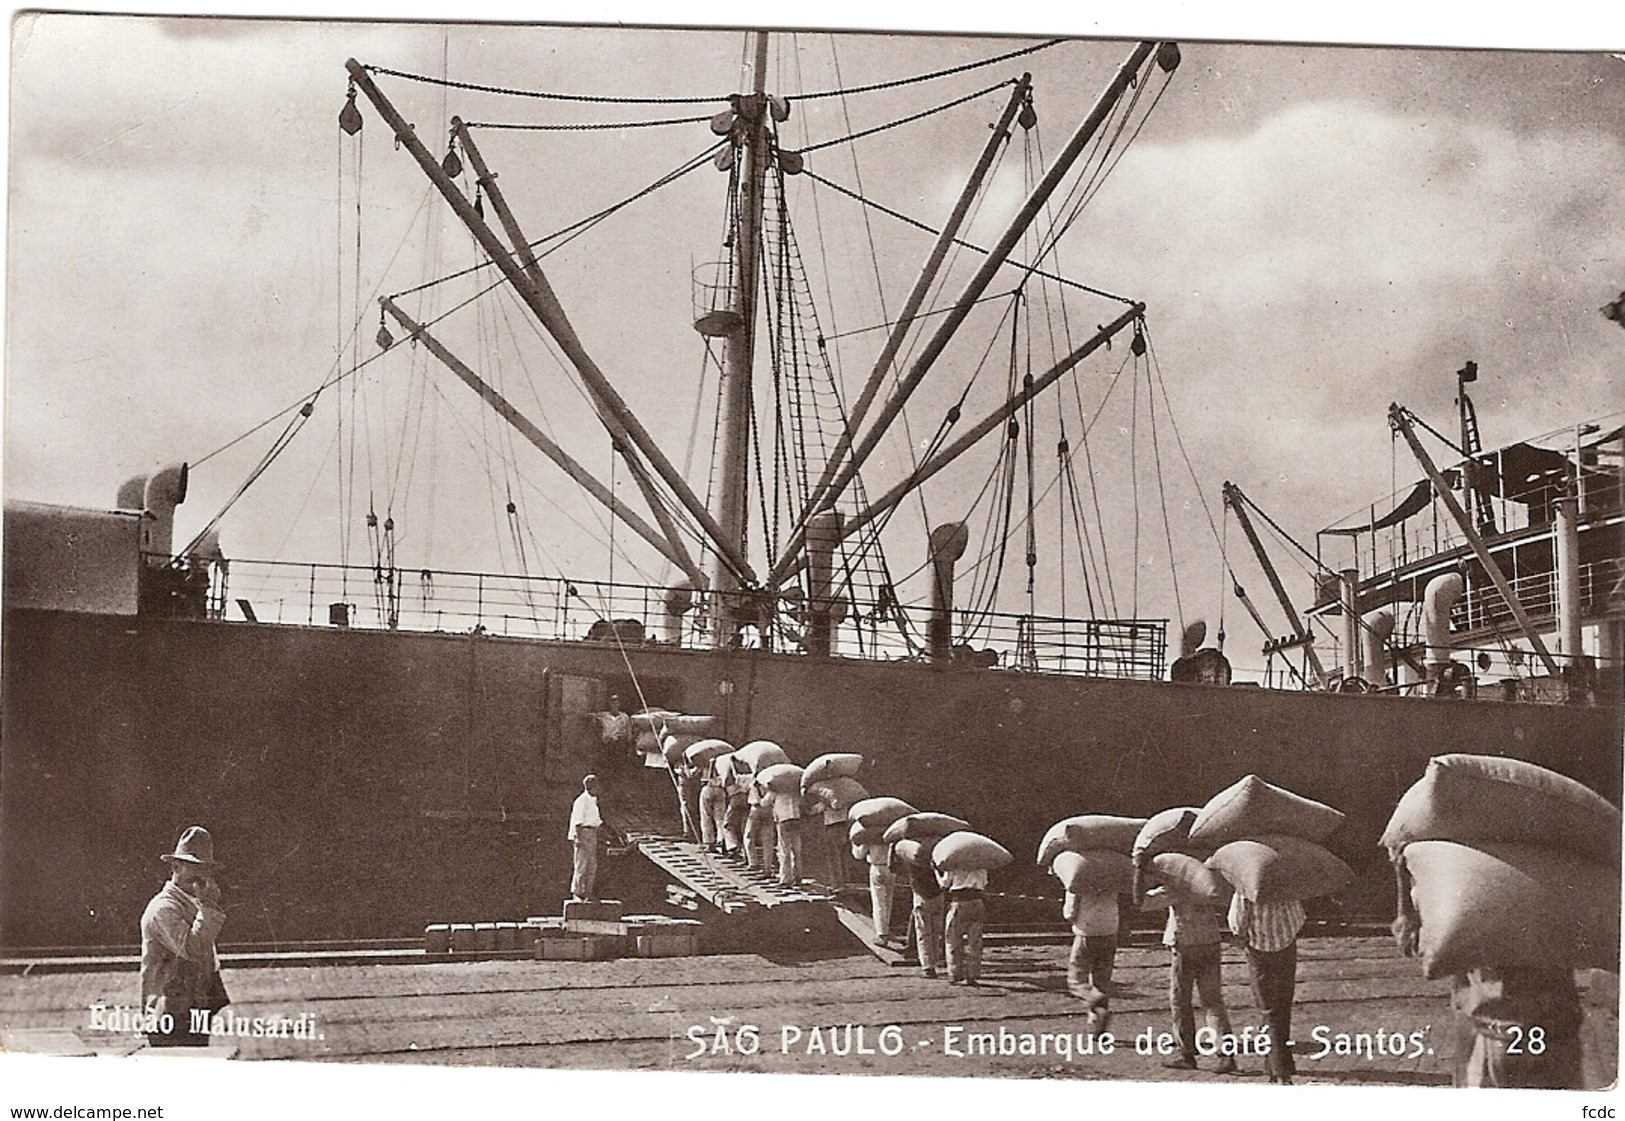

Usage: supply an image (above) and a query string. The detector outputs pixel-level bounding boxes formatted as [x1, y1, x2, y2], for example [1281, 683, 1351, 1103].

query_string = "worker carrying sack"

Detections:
[732, 740, 790, 774]
[1050, 849, 1134, 894]
[1401, 839, 1621, 979]
[1206, 834, 1352, 903]
[803, 753, 864, 787]
[755, 763, 805, 795]
[932, 831, 1013, 873]
[806, 776, 869, 812]
[884, 812, 971, 845]
[1037, 814, 1147, 867]
[1381, 754, 1621, 865]
[1146, 851, 1233, 906]
[1133, 807, 1201, 865]
[1189, 775, 1344, 846]
[848, 797, 916, 830]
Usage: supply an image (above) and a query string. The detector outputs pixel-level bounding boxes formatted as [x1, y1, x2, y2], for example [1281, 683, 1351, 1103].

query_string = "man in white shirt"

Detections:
[1063, 888, 1119, 1034]
[865, 842, 899, 944]
[567, 775, 604, 901]
[771, 787, 804, 886]
[938, 866, 988, 985]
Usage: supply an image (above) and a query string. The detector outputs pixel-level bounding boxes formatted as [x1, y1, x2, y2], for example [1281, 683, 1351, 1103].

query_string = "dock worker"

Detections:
[1389, 851, 1583, 1088]
[1136, 874, 1236, 1073]
[673, 756, 703, 843]
[894, 848, 946, 979]
[744, 783, 776, 872]
[723, 768, 749, 861]
[802, 787, 847, 889]
[771, 784, 804, 886]
[699, 759, 728, 855]
[567, 775, 603, 901]
[140, 826, 229, 1047]
[1063, 885, 1120, 1036]
[862, 841, 899, 945]
[938, 863, 987, 986]
[1229, 893, 1305, 1084]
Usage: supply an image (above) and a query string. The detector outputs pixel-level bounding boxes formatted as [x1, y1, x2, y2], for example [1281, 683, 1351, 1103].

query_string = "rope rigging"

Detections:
[260, 41, 1209, 667]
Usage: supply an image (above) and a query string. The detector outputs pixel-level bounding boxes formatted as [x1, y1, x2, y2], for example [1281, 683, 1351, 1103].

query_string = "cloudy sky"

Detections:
[6, 6, 1623, 669]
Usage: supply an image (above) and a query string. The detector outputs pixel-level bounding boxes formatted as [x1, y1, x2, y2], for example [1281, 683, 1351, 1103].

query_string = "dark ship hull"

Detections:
[4, 603, 1618, 949]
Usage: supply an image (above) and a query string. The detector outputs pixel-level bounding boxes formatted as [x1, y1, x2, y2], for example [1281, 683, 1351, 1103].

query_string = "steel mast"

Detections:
[709, 32, 772, 645]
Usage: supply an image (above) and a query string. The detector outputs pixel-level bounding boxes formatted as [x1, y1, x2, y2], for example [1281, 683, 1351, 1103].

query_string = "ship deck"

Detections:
[0, 935, 1615, 1090]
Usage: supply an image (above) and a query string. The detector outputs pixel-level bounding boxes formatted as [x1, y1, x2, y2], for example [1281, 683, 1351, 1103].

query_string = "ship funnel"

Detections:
[662, 580, 695, 644]
[1423, 571, 1465, 670]
[1360, 608, 1395, 687]
[804, 511, 844, 658]
[141, 463, 189, 566]
[927, 522, 970, 662]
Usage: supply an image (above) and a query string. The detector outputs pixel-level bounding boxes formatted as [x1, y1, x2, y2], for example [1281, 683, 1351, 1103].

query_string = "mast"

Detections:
[710, 32, 771, 644]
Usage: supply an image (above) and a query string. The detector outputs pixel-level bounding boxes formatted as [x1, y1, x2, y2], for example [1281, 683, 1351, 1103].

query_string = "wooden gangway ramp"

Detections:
[616, 828, 855, 954]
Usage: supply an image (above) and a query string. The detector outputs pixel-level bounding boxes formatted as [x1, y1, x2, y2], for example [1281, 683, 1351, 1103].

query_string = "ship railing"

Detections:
[209, 557, 1171, 681]
[989, 613, 1168, 681]
[1320, 416, 1622, 583]
[1453, 555, 1624, 634]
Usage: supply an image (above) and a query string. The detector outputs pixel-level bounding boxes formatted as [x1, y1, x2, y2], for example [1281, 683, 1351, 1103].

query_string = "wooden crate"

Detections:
[561, 899, 624, 923]
[536, 934, 624, 961]
[633, 931, 701, 957]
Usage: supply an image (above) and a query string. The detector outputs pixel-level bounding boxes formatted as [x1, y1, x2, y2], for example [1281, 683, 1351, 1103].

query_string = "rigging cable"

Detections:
[799, 168, 1132, 304]
[823, 33, 927, 543]
[387, 140, 726, 304]
[1144, 337, 1185, 640]
[362, 38, 1061, 105]
[798, 79, 1015, 153]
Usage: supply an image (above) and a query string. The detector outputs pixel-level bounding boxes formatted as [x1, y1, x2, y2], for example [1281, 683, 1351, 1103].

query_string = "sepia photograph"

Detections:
[2, 3, 1621, 1115]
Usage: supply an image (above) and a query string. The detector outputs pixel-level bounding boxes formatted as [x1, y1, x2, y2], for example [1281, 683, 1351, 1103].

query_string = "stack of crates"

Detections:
[423, 902, 703, 959]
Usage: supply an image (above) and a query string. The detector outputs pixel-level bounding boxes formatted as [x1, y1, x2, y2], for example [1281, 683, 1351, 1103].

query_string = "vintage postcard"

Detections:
[2, 4, 1620, 1116]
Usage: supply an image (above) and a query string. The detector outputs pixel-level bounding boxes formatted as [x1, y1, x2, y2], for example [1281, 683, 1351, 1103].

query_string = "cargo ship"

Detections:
[3, 23, 1620, 951]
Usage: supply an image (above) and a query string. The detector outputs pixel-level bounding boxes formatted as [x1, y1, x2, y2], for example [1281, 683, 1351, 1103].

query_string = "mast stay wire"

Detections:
[362, 38, 1062, 106]
[1145, 346, 1185, 641]
[798, 169, 1133, 305]
[1034, 60, 1174, 262]
[184, 137, 436, 558]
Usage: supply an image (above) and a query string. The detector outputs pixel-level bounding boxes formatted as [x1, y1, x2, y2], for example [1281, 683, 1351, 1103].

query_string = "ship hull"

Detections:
[3, 606, 1620, 948]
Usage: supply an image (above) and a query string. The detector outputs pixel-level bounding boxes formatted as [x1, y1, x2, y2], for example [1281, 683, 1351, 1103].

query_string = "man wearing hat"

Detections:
[140, 826, 228, 1046]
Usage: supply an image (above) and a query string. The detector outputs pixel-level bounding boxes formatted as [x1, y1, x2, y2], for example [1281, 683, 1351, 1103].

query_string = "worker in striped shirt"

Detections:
[1228, 894, 1306, 1084]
